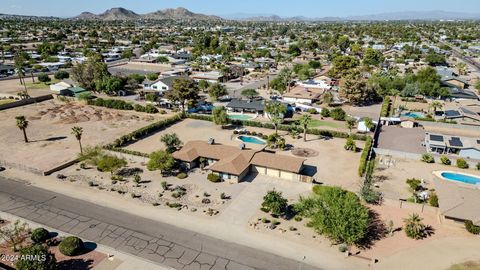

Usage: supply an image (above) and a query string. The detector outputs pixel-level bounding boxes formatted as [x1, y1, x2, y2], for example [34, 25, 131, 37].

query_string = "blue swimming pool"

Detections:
[238, 135, 266, 145]
[441, 172, 480, 185]
[228, 114, 253, 120]
[400, 112, 425, 119]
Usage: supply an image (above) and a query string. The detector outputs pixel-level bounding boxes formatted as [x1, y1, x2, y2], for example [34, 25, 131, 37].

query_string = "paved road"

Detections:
[0, 177, 320, 270]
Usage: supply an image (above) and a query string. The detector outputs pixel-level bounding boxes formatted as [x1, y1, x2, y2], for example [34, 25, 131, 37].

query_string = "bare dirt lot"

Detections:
[0, 77, 53, 97]
[0, 100, 165, 173]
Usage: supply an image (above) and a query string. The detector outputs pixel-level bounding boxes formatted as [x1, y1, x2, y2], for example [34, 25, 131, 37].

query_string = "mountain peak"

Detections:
[74, 7, 220, 21]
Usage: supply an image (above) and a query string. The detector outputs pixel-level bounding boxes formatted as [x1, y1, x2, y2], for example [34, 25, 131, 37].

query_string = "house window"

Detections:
[153, 86, 157, 89]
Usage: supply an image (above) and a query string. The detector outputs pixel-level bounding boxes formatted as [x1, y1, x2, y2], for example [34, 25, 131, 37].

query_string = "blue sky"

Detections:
[1, 0, 480, 17]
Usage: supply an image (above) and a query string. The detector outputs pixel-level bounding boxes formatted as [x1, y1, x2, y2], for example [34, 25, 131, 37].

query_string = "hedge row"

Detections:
[380, 97, 391, 117]
[186, 114, 368, 141]
[106, 114, 182, 148]
[358, 136, 373, 177]
[88, 98, 158, 114]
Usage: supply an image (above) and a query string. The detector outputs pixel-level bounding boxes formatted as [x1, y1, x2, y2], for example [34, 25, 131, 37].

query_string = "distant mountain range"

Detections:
[1, 8, 480, 22]
[224, 10, 480, 21]
[74, 7, 221, 21]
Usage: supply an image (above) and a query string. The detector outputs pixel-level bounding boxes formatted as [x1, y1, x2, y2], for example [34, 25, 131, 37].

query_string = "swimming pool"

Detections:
[400, 112, 425, 119]
[237, 135, 266, 145]
[440, 172, 480, 185]
[228, 114, 253, 120]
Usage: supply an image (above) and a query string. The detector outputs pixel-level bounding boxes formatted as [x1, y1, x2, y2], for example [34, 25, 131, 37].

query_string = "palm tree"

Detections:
[429, 101, 443, 113]
[15, 116, 29, 143]
[71, 126, 84, 154]
[403, 213, 426, 240]
[299, 114, 312, 142]
[265, 101, 287, 135]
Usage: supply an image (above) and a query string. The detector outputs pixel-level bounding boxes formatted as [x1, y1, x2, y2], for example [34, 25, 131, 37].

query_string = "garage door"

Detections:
[279, 171, 294, 181]
[266, 168, 280, 178]
[251, 166, 266, 175]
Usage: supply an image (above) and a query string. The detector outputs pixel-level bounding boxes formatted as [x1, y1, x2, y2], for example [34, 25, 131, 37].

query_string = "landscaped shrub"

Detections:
[31, 228, 50, 243]
[38, 73, 51, 83]
[176, 172, 187, 179]
[358, 137, 373, 177]
[320, 108, 330, 118]
[54, 70, 69, 80]
[429, 192, 439, 207]
[59, 236, 84, 256]
[456, 158, 469, 169]
[465, 220, 480, 235]
[207, 173, 221, 183]
[330, 108, 346, 121]
[307, 108, 317, 114]
[440, 155, 451, 165]
[421, 153, 435, 163]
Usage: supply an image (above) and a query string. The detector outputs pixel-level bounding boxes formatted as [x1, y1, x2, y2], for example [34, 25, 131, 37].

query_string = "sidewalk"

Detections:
[0, 211, 171, 270]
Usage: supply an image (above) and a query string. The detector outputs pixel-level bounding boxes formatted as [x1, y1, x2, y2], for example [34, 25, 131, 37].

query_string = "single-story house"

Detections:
[436, 66, 469, 89]
[448, 88, 478, 100]
[434, 177, 480, 226]
[173, 140, 308, 182]
[283, 86, 323, 105]
[226, 99, 265, 115]
[425, 133, 480, 160]
[143, 76, 185, 93]
[59, 87, 90, 98]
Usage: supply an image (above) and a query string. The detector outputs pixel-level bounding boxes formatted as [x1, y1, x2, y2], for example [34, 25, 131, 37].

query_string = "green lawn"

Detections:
[24, 79, 60, 90]
[308, 119, 343, 129]
[0, 99, 16, 105]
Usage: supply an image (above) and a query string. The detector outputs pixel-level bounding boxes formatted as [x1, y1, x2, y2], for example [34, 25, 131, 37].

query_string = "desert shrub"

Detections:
[440, 155, 451, 165]
[176, 172, 187, 179]
[59, 236, 84, 256]
[429, 192, 439, 207]
[96, 155, 127, 174]
[31, 228, 49, 243]
[344, 136, 357, 152]
[207, 173, 221, 183]
[406, 178, 422, 192]
[320, 108, 330, 117]
[421, 153, 435, 163]
[456, 158, 469, 169]
[465, 220, 480, 235]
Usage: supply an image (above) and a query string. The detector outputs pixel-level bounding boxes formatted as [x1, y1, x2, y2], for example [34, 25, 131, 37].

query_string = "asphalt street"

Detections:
[0, 176, 320, 270]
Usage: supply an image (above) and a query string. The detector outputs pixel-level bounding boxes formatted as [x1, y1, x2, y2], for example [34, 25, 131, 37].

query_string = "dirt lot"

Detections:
[0, 100, 166, 173]
[108, 62, 172, 76]
[0, 77, 53, 98]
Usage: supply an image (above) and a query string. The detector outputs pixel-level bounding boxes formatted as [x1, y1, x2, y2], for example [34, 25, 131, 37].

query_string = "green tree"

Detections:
[345, 117, 356, 134]
[212, 106, 229, 127]
[165, 78, 199, 114]
[308, 60, 322, 70]
[363, 48, 384, 67]
[261, 190, 288, 216]
[298, 113, 312, 142]
[16, 244, 56, 270]
[16, 116, 29, 143]
[208, 83, 227, 101]
[241, 89, 259, 100]
[198, 80, 210, 92]
[14, 52, 29, 97]
[265, 101, 287, 135]
[295, 186, 370, 245]
[429, 101, 443, 113]
[96, 76, 124, 95]
[160, 133, 182, 153]
[364, 117, 375, 131]
[328, 55, 359, 78]
[38, 73, 51, 83]
[147, 150, 175, 173]
[71, 126, 83, 154]
[344, 136, 357, 152]
[54, 70, 69, 80]
[340, 72, 377, 105]
[71, 54, 109, 92]
[288, 44, 301, 57]
[403, 213, 428, 240]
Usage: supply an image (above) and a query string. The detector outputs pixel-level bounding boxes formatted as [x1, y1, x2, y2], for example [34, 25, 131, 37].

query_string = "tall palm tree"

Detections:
[71, 126, 84, 154]
[265, 101, 287, 135]
[15, 116, 29, 143]
[299, 114, 312, 142]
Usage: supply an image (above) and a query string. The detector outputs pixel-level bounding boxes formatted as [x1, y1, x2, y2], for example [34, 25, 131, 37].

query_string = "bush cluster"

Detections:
[207, 173, 221, 183]
[134, 104, 159, 114]
[31, 228, 50, 243]
[88, 98, 133, 110]
[465, 220, 480, 235]
[59, 236, 84, 256]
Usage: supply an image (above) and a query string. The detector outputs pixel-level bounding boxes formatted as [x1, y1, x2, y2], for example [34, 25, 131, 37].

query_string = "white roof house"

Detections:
[50, 81, 73, 92]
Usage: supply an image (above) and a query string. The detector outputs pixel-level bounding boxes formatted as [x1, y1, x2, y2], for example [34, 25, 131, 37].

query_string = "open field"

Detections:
[0, 76, 53, 97]
[0, 100, 167, 173]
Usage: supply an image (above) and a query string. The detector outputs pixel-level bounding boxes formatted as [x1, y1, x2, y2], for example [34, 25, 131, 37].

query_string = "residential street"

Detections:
[0, 176, 320, 270]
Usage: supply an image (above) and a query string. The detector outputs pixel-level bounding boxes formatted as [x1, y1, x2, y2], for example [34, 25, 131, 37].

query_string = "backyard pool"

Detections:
[228, 114, 253, 120]
[237, 135, 266, 145]
[400, 111, 425, 119]
[440, 172, 480, 185]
